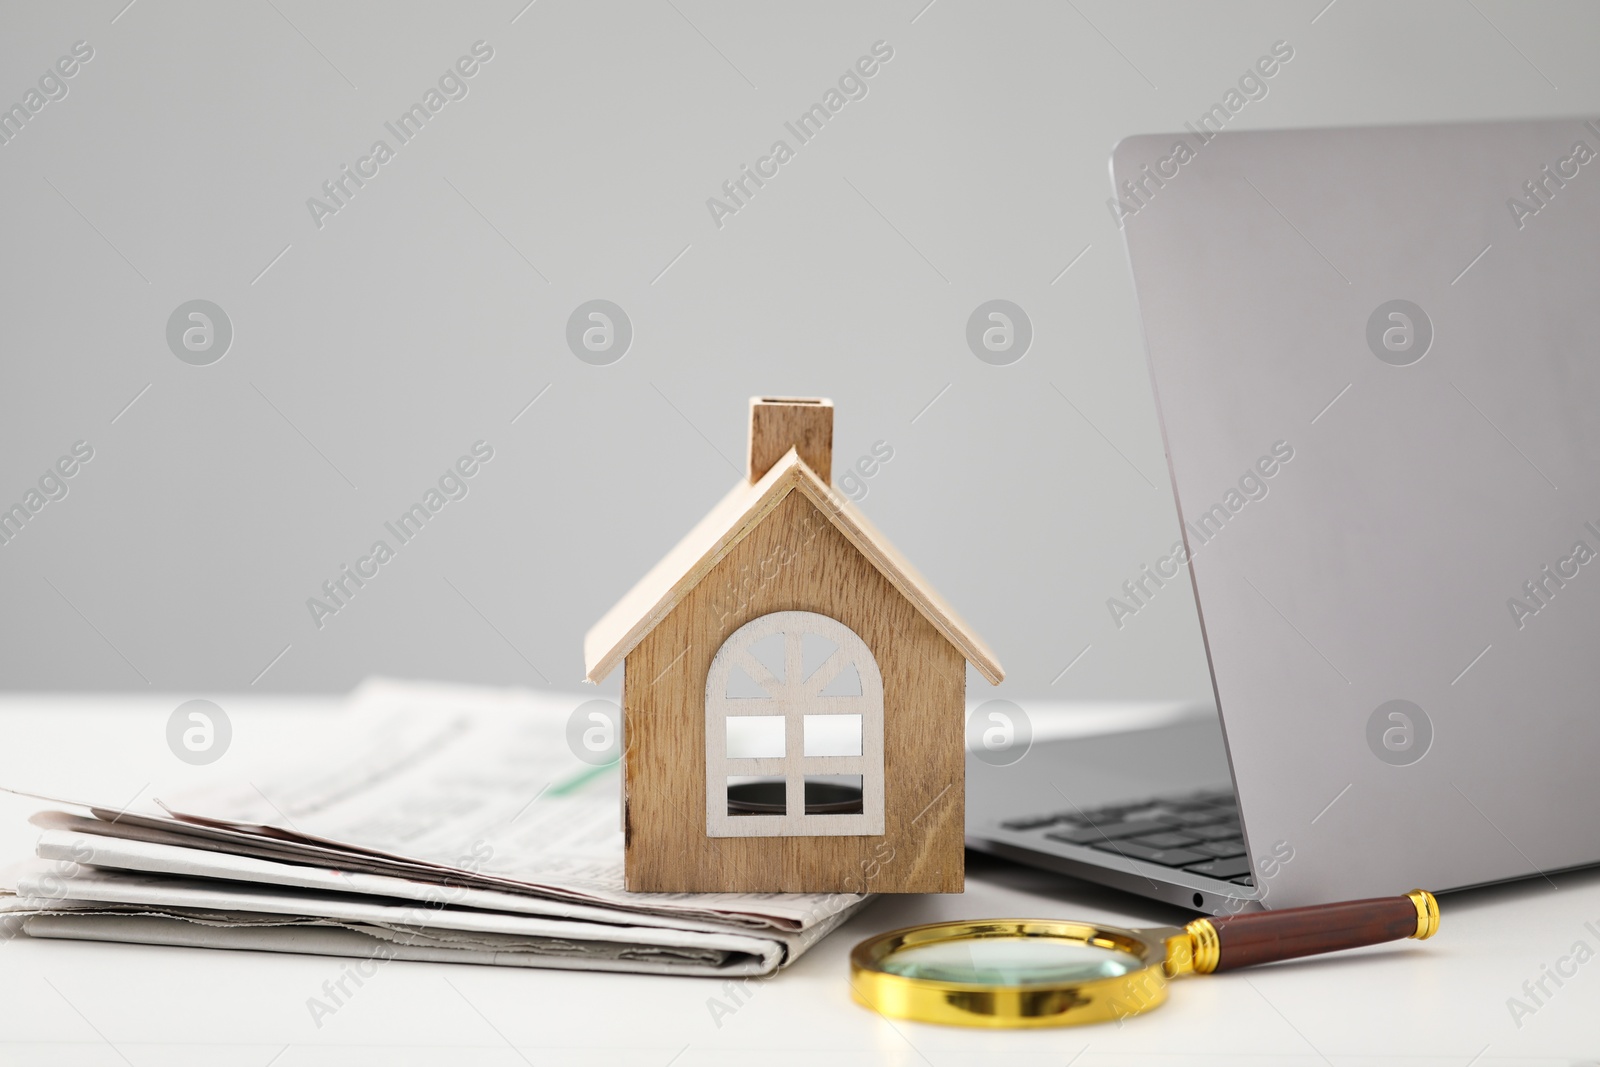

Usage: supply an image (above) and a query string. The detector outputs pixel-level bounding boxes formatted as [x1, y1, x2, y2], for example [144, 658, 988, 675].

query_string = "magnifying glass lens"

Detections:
[877, 937, 1147, 986]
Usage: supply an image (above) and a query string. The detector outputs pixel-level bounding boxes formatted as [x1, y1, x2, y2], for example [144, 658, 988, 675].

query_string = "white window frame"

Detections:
[704, 610, 885, 837]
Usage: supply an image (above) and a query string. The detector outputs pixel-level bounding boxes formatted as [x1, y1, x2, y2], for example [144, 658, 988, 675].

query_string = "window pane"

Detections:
[745, 632, 787, 683]
[802, 774, 863, 815]
[818, 662, 862, 697]
[726, 715, 785, 758]
[804, 714, 861, 757]
[727, 775, 786, 816]
[725, 662, 771, 698]
[800, 632, 838, 684]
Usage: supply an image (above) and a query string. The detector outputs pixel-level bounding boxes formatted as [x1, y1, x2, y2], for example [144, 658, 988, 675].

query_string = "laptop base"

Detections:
[966, 718, 1264, 915]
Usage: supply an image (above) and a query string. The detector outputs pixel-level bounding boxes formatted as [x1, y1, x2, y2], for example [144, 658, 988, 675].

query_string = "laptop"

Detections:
[967, 118, 1600, 914]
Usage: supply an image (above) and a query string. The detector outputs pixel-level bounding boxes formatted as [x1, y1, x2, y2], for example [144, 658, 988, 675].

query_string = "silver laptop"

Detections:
[968, 117, 1600, 914]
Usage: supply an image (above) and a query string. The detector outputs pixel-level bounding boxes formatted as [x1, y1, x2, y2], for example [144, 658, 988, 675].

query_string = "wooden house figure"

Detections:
[584, 397, 1004, 893]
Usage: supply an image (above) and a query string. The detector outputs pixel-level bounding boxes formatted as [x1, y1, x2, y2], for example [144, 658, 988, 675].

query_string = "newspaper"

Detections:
[0, 679, 869, 976]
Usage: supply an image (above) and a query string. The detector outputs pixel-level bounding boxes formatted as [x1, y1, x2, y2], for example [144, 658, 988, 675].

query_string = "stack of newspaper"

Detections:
[0, 680, 868, 976]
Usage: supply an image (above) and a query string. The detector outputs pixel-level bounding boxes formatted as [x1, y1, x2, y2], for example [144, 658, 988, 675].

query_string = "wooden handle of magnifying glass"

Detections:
[1184, 890, 1439, 973]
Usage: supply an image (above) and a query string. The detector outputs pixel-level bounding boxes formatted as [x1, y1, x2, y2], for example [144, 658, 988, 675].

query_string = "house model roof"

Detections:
[583, 448, 1005, 686]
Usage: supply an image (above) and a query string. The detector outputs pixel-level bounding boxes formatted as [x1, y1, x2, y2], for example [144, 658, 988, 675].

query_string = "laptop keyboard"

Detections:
[1000, 788, 1255, 885]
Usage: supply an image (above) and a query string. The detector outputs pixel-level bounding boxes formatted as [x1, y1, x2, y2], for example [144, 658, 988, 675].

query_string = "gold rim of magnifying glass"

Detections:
[849, 919, 1188, 1028]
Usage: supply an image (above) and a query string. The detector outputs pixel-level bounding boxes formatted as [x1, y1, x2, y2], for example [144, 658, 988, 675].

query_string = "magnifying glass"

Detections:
[850, 889, 1439, 1028]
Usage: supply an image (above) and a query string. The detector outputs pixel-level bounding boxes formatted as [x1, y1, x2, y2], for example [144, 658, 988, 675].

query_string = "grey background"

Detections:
[2, 0, 1596, 698]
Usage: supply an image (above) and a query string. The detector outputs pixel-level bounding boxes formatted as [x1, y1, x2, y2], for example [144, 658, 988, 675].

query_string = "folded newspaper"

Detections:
[0, 680, 870, 976]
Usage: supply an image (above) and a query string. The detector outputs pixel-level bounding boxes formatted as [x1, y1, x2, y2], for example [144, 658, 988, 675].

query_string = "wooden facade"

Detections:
[585, 398, 1002, 895]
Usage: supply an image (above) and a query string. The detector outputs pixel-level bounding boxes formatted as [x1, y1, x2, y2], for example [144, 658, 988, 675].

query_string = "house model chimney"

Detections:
[747, 397, 832, 484]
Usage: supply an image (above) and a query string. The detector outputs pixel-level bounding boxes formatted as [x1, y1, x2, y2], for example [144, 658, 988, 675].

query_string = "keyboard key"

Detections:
[1045, 817, 1179, 846]
[1183, 856, 1254, 879]
[1103, 798, 1160, 812]
[1125, 831, 1200, 849]
[1044, 825, 1108, 845]
[1231, 875, 1256, 886]
[1170, 790, 1236, 808]
[1074, 800, 1130, 815]
[1186, 823, 1242, 841]
[1091, 840, 1210, 867]
[1040, 824, 1105, 845]
[1097, 815, 1182, 835]
[1193, 839, 1247, 858]
[1051, 811, 1095, 825]
[1167, 809, 1229, 827]
[1074, 805, 1146, 823]
[1000, 814, 1061, 831]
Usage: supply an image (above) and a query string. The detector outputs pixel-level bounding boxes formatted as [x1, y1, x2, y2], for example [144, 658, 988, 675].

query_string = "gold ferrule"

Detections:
[1185, 918, 1220, 974]
[1407, 889, 1440, 940]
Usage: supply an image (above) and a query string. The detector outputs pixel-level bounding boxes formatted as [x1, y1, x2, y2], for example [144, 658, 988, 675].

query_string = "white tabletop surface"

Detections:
[0, 695, 1595, 1067]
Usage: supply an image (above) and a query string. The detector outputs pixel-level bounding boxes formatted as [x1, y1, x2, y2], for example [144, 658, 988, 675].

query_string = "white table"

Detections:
[0, 695, 1593, 1066]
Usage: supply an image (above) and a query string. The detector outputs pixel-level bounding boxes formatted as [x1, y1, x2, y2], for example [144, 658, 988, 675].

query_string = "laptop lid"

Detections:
[1113, 118, 1600, 906]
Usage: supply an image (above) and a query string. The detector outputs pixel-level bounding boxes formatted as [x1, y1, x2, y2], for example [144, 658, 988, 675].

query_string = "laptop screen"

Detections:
[1114, 119, 1600, 903]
